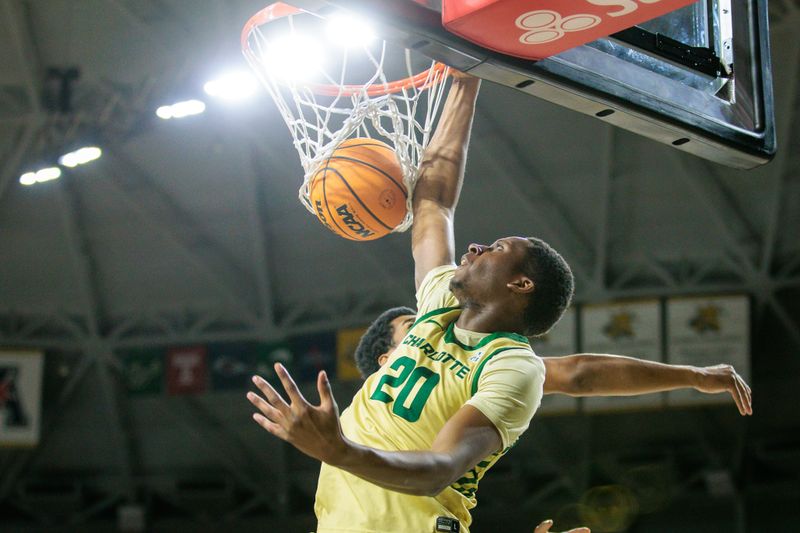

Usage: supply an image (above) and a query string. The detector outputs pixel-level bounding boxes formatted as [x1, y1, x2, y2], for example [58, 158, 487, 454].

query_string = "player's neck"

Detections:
[456, 302, 525, 335]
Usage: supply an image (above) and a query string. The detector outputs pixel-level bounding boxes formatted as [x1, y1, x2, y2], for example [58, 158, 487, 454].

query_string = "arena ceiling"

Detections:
[1, 1, 800, 530]
[0, 0, 798, 350]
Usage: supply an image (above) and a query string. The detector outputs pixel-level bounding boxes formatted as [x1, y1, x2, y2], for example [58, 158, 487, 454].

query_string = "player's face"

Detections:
[377, 314, 416, 369]
[450, 237, 532, 299]
[389, 314, 415, 349]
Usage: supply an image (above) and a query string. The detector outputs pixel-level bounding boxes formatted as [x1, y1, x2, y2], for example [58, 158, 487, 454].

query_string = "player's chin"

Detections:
[449, 276, 466, 292]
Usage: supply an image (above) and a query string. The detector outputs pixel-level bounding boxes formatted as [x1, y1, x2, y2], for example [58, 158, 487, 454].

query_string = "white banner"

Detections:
[531, 307, 578, 414]
[1, 350, 44, 447]
[582, 300, 663, 412]
[666, 295, 750, 407]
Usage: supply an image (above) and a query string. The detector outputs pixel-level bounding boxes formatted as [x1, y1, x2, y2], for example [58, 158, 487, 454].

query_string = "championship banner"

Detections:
[291, 333, 337, 383]
[166, 346, 208, 396]
[0, 350, 44, 447]
[337, 327, 368, 382]
[209, 342, 256, 391]
[120, 348, 164, 395]
[666, 295, 750, 407]
[582, 300, 663, 412]
[254, 342, 294, 387]
[530, 307, 578, 415]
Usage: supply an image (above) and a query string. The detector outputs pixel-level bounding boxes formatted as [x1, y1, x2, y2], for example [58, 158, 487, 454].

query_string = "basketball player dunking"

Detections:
[247, 73, 751, 532]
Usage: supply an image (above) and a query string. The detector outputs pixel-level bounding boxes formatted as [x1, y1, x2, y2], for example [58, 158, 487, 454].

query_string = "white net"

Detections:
[242, 4, 450, 233]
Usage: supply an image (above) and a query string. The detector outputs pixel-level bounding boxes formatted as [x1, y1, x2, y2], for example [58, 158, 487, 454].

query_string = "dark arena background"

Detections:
[1, 1, 800, 532]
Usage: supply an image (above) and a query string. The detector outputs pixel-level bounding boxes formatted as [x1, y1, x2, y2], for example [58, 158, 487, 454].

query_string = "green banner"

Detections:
[254, 342, 294, 387]
[120, 348, 164, 395]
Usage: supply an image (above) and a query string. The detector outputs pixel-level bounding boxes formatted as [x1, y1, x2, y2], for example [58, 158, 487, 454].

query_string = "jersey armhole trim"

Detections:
[470, 346, 529, 396]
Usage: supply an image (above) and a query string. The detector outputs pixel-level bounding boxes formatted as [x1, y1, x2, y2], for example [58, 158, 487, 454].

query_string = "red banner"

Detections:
[166, 346, 208, 395]
[443, 0, 697, 60]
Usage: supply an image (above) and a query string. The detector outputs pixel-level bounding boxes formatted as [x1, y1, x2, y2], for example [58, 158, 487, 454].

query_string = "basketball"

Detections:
[309, 138, 408, 241]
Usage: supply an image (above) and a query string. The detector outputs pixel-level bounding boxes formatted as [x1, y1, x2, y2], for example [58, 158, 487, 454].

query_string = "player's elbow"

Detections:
[553, 355, 594, 396]
[422, 485, 447, 497]
[395, 474, 450, 497]
[421, 477, 453, 497]
[417, 458, 462, 497]
[567, 356, 597, 396]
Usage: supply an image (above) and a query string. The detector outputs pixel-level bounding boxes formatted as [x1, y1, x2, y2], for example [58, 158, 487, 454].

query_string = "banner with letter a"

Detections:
[582, 300, 663, 412]
[666, 295, 750, 407]
[530, 307, 578, 415]
[0, 350, 44, 447]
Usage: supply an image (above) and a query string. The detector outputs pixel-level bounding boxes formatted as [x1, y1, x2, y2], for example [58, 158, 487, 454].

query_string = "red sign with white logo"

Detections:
[443, 0, 697, 61]
[167, 346, 208, 395]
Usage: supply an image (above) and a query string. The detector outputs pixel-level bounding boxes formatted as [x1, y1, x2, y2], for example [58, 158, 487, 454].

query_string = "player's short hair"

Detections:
[354, 306, 416, 378]
[521, 237, 574, 337]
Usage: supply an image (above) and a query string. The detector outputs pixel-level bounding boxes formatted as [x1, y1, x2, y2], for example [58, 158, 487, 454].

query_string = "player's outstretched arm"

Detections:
[541, 355, 752, 415]
[412, 73, 480, 290]
[248, 364, 500, 496]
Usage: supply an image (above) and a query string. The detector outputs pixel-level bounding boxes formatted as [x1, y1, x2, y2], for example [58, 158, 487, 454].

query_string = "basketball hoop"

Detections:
[242, 2, 450, 232]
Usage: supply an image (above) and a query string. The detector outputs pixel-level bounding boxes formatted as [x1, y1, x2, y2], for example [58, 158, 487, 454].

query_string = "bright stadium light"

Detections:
[35, 167, 62, 182]
[156, 105, 174, 119]
[326, 12, 376, 48]
[59, 146, 102, 168]
[171, 99, 205, 118]
[263, 33, 325, 82]
[20, 166, 62, 185]
[204, 72, 258, 101]
[155, 99, 206, 120]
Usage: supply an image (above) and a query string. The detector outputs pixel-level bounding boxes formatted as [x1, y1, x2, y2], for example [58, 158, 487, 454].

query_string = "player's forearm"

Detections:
[558, 354, 702, 397]
[329, 438, 461, 497]
[413, 77, 480, 210]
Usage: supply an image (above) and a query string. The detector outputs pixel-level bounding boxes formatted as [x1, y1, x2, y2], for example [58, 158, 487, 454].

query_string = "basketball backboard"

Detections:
[283, 0, 775, 169]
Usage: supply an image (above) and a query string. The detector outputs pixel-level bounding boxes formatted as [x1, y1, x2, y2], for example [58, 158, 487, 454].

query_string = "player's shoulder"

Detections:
[418, 264, 457, 291]
[482, 345, 543, 375]
[416, 264, 458, 313]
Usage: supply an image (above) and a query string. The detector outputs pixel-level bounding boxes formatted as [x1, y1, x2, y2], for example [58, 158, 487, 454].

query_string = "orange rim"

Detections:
[242, 2, 449, 97]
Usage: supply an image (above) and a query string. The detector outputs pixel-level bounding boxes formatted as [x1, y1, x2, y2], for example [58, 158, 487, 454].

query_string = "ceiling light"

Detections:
[326, 13, 376, 48]
[155, 99, 206, 120]
[204, 72, 258, 101]
[20, 167, 62, 185]
[35, 167, 61, 182]
[263, 33, 325, 82]
[156, 105, 173, 119]
[59, 146, 102, 168]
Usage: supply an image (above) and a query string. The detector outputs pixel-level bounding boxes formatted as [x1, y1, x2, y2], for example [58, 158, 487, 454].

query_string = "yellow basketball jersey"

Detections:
[315, 306, 536, 533]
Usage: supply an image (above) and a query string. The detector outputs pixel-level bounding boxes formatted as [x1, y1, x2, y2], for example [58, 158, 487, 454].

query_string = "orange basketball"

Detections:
[309, 138, 408, 241]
